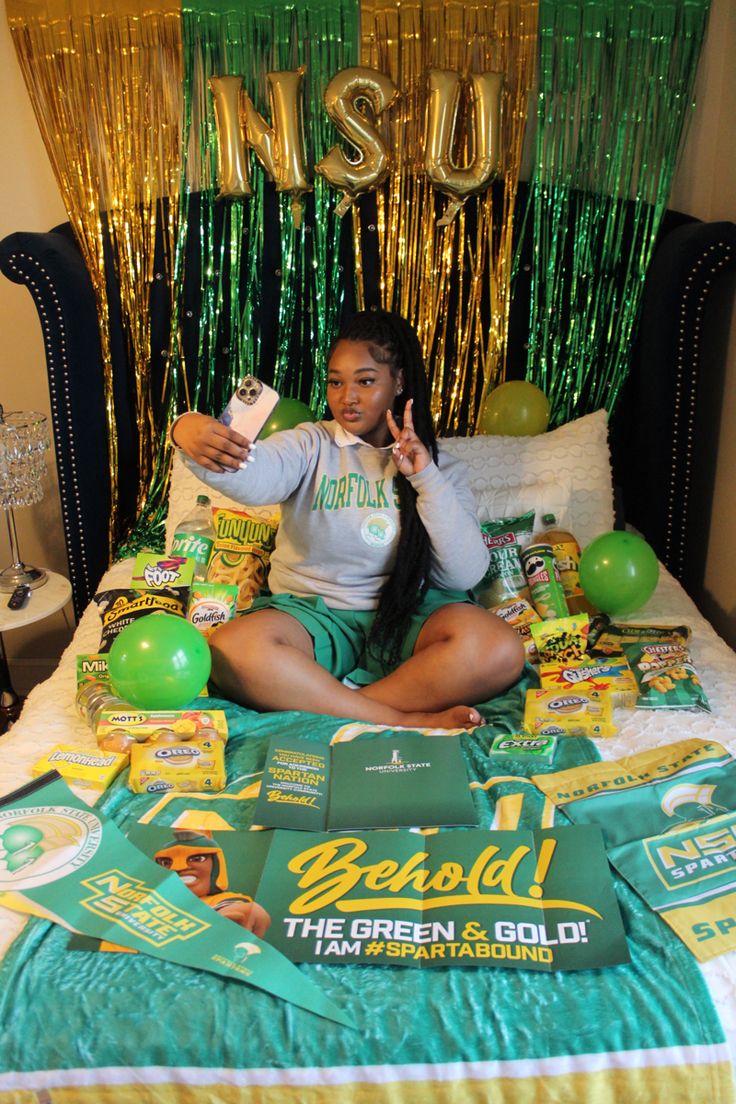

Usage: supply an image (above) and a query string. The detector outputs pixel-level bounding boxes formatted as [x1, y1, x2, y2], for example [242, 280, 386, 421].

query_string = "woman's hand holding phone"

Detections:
[171, 412, 254, 473]
[172, 378, 278, 472]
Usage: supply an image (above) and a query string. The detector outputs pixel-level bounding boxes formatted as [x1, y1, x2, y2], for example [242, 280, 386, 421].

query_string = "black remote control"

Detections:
[7, 584, 31, 610]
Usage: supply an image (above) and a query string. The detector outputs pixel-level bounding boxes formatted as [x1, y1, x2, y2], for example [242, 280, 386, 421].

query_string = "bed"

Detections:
[2, 212, 736, 1101]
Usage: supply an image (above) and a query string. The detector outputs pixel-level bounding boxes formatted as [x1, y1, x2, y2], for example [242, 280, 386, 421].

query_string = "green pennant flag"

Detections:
[0, 772, 351, 1028]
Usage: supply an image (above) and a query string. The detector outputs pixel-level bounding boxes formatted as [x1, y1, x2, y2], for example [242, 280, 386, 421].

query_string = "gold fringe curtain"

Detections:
[7, 0, 183, 553]
[360, 0, 537, 434]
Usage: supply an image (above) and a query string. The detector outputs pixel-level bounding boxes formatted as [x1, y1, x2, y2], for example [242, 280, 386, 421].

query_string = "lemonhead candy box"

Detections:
[32, 743, 128, 790]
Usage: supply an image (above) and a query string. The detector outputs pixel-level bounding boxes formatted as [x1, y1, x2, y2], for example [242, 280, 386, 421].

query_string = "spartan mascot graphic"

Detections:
[0, 807, 102, 891]
[153, 829, 271, 936]
[660, 783, 728, 826]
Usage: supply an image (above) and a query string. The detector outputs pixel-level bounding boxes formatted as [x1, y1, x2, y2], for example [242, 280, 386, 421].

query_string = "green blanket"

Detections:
[0, 673, 733, 1103]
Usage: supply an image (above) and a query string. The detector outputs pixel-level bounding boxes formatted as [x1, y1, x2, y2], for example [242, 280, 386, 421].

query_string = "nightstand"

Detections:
[0, 570, 73, 733]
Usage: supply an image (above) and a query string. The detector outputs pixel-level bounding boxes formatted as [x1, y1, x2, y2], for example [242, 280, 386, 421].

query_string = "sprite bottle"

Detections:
[171, 494, 215, 582]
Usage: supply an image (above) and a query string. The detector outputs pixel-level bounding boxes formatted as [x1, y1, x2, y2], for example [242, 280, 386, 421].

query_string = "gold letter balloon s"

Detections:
[425, 70, 504, 226]
[315, 67, 398, 216]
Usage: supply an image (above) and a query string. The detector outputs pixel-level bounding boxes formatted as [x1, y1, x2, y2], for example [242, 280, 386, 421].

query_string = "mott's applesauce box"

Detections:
[524, 687, 617, 738]
[32, 744, 128, 791]
[538, 657, 638, 708]
[96, 708, 228, 754]
[490, 733, 557, 760]
[128, 739, 226, 794]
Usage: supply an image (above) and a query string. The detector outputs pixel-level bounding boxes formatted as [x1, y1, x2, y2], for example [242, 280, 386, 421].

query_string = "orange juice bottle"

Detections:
[533, 514, 597, 615]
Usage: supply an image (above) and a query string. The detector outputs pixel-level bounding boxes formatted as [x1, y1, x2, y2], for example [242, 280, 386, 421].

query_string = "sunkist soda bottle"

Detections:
[171, 494, 216, 582]
[533, 513, 597, 615]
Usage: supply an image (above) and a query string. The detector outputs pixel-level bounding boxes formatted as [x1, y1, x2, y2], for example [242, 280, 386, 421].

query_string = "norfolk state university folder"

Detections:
[253, 732, 479, 832]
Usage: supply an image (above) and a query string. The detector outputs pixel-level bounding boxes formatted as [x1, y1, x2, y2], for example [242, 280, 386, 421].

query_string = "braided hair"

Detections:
[329, 309, 438, 672]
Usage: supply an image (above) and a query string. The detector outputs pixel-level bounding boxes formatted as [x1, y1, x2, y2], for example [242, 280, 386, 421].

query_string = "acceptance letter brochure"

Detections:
[253, 732, 479, 831]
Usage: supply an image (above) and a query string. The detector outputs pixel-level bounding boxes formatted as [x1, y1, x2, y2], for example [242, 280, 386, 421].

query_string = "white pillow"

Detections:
[165, 451, 280, 552]
[165, 409, 614, 552]
[438, 409, 614, 549]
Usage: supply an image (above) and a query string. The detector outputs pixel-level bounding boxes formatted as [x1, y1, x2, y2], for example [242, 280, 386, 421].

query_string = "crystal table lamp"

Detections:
[0, 406, 50, 592]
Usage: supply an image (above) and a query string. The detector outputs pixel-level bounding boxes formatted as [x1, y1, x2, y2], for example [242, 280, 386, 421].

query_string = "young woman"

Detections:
[171, 310, 525, 729]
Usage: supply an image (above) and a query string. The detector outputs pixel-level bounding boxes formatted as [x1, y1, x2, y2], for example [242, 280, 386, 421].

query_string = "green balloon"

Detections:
[579, 531, 659, 616]
[260, 397, 316, 439]
[479, 381, 551, 436]
[108, 613, 212, 710]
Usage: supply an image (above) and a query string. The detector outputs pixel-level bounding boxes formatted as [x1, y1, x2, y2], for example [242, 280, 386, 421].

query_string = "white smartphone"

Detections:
[219, 376, 280, 440]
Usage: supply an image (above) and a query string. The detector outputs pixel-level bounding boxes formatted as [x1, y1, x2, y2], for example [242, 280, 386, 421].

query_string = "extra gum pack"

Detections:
[128, 739, 226, 794]
[490, 733, 558, 760]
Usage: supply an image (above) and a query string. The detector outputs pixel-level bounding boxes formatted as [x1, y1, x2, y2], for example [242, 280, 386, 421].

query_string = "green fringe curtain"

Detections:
[118, 0, 361, 554]
[7, 0, 712, 558]
[522, 0, 711, 426]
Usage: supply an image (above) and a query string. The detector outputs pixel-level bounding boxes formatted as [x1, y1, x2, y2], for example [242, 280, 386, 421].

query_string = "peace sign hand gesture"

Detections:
[386, 400, 431, 476]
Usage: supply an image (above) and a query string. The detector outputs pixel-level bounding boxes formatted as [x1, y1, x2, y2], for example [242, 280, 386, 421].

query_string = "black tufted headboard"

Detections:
[1, 205, 735, 621]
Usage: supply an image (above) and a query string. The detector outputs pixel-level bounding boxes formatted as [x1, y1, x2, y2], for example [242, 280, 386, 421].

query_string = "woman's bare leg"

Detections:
[208, 609, 484, 729]
[358, 604, 525, 712]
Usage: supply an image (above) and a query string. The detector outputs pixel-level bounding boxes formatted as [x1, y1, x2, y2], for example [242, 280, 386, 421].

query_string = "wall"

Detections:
[0, 0, 734, 699]
[667, 0, 736, 647]
[0, 11, 70, 696]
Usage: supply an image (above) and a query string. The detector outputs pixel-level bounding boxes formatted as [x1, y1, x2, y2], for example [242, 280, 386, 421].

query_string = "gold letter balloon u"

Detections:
[425, 70, 504, 226]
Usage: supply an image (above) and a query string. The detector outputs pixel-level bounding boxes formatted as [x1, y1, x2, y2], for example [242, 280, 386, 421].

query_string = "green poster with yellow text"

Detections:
[254, 825, 629, 971]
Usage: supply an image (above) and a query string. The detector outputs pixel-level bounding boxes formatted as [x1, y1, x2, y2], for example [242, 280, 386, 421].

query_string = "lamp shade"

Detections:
[0, 409, 49, 509]
[0, 408, 50, 591]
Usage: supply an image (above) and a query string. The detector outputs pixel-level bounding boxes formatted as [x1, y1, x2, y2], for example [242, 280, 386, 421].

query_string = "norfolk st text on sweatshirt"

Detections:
[183, 420, 489, 611]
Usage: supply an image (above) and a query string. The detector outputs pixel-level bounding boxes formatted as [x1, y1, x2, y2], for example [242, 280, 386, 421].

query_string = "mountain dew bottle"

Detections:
[171, 494, 215, 582]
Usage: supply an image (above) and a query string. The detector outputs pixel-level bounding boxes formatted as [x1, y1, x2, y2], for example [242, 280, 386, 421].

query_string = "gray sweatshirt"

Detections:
[184, 420, 489, 611]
